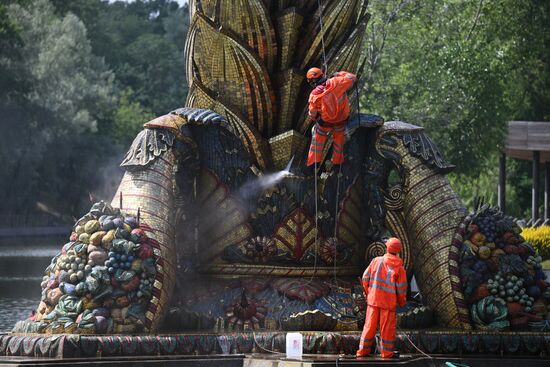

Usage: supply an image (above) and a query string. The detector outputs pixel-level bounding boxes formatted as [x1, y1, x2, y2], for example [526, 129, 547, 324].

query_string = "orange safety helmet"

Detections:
[306, 67, 324, 79]
[386, 237, 402, 254]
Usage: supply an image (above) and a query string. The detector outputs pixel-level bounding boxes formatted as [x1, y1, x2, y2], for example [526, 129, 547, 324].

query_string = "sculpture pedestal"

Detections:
[1, 330, 550, 359]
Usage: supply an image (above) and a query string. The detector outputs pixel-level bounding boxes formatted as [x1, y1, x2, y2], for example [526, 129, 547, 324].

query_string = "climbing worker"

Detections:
[306, 67, 356, 167]
[356, 237, 407, 359]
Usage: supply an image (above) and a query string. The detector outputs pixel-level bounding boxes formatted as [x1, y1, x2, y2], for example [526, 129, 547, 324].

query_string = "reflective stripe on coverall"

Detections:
[307, 71, 356, 166]
[357, 254, 407, 358]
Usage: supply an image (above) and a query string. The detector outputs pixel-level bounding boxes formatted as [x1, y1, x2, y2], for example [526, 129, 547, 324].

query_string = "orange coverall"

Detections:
[307, 71, 356, 166]
[357, 253, 407, 358]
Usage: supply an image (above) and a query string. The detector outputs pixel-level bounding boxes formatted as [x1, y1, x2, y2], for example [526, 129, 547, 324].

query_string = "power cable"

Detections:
[396, 327, 437, 367]
[252, 331, 281, 354]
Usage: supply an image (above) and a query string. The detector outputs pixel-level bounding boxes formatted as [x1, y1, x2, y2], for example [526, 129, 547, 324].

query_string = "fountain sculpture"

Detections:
[11, 0, 549, 341]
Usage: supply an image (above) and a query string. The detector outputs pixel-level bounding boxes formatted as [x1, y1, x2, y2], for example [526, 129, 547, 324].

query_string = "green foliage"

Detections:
[0, 1, 27, 98]
[363, 0, 550, 218]
[364, 1, 509, 175]
[121, 32, 185, 114]
[113, 88, 155, 145]
[521, 226, 550, 260]
[10, 0, 115, 133]
[0, 0, 190, 219]
[448, 155, 530, 218]
[51, 0, 189, 117]
[0, 0, 119, 217]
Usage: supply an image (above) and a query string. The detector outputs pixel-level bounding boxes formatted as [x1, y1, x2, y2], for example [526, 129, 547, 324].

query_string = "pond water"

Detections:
[0, 242, 58, 332]
[0, 298, 38, 332]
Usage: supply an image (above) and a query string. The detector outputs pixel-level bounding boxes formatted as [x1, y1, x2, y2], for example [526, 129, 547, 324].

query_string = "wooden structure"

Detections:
[501, 121, 550, 222]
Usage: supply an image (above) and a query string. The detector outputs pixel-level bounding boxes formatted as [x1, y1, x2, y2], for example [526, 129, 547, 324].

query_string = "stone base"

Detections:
[1, 330, 550, 359]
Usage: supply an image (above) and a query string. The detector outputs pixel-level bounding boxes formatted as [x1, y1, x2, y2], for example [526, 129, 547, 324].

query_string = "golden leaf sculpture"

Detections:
[186, 0, 367, 167]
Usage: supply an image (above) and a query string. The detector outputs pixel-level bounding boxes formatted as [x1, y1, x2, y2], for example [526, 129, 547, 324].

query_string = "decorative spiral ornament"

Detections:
[384, 185, 404, 211]
[365, 241, 386, 264]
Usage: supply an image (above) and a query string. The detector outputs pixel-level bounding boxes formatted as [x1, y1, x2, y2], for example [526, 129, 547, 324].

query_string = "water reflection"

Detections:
[0, 242, 57, 331]
[0, 245, 58, 257]
[0, 298, 37, 332]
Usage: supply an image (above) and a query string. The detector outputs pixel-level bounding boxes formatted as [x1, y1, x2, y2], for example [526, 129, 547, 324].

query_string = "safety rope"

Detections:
[313, 158, 319, 278]
[310, 0, 327, 284]
[317, 0, 328, 73]
[276, 0, 335, 326]
[333, 162, 343, 285]
[274, 158, 319, 329]
[314, 0, 336, 287]
[315, 0, 344, 290]
[355, 82, 361, 125]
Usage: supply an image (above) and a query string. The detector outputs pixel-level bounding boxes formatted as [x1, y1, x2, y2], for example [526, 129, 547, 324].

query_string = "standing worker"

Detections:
[306, 67, 356, 168]
[357, 237, 407, 359]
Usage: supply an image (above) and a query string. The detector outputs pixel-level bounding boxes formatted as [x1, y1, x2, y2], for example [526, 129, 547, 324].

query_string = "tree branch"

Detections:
[465, 0, 484, 41]
[361, 0, 417, 98]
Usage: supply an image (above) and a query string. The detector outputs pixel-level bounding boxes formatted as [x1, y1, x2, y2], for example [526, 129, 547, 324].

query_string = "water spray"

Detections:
[238, 156, 294, 200]
[283, 155, 295, 173]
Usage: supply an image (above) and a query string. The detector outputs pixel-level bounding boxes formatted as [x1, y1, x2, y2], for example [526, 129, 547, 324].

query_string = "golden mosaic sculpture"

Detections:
[107, 0, 473, 331]
[375, 121, 471, 329]
[185, 0, 368, 169]
[15, 1, 481, 334]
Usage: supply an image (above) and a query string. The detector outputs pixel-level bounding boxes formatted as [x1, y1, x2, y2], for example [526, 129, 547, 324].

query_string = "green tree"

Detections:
[362, 0, 550, 217]
[363, 0, 512, 175]
[1, 0, 191, 219]
[51, 0, 190, 117]
[1, 0, 118, 218]
[0, 1, 28, 98]
[10, 0, 115, 133]
[113, 88, 155, 145]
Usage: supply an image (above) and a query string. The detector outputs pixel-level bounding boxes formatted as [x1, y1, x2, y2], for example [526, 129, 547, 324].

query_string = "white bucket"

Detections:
[286, 332, 303, 359]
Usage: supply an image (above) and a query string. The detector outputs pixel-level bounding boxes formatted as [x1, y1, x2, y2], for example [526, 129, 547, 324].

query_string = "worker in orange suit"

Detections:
[306, 67, 356, 167]
[357, 237, 407, 359]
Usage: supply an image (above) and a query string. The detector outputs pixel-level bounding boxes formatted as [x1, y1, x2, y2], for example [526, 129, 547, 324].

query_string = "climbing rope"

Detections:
[355, 81, 361, 125]
[313, 158, 319, 278]
[274, 159, 320, 329]
[309, 0, 327, 283]
[315, 0, 344, 288]
[317, 0, 328, 74]
[278, 0, 346, 324]
[333, 162, 343, 285]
